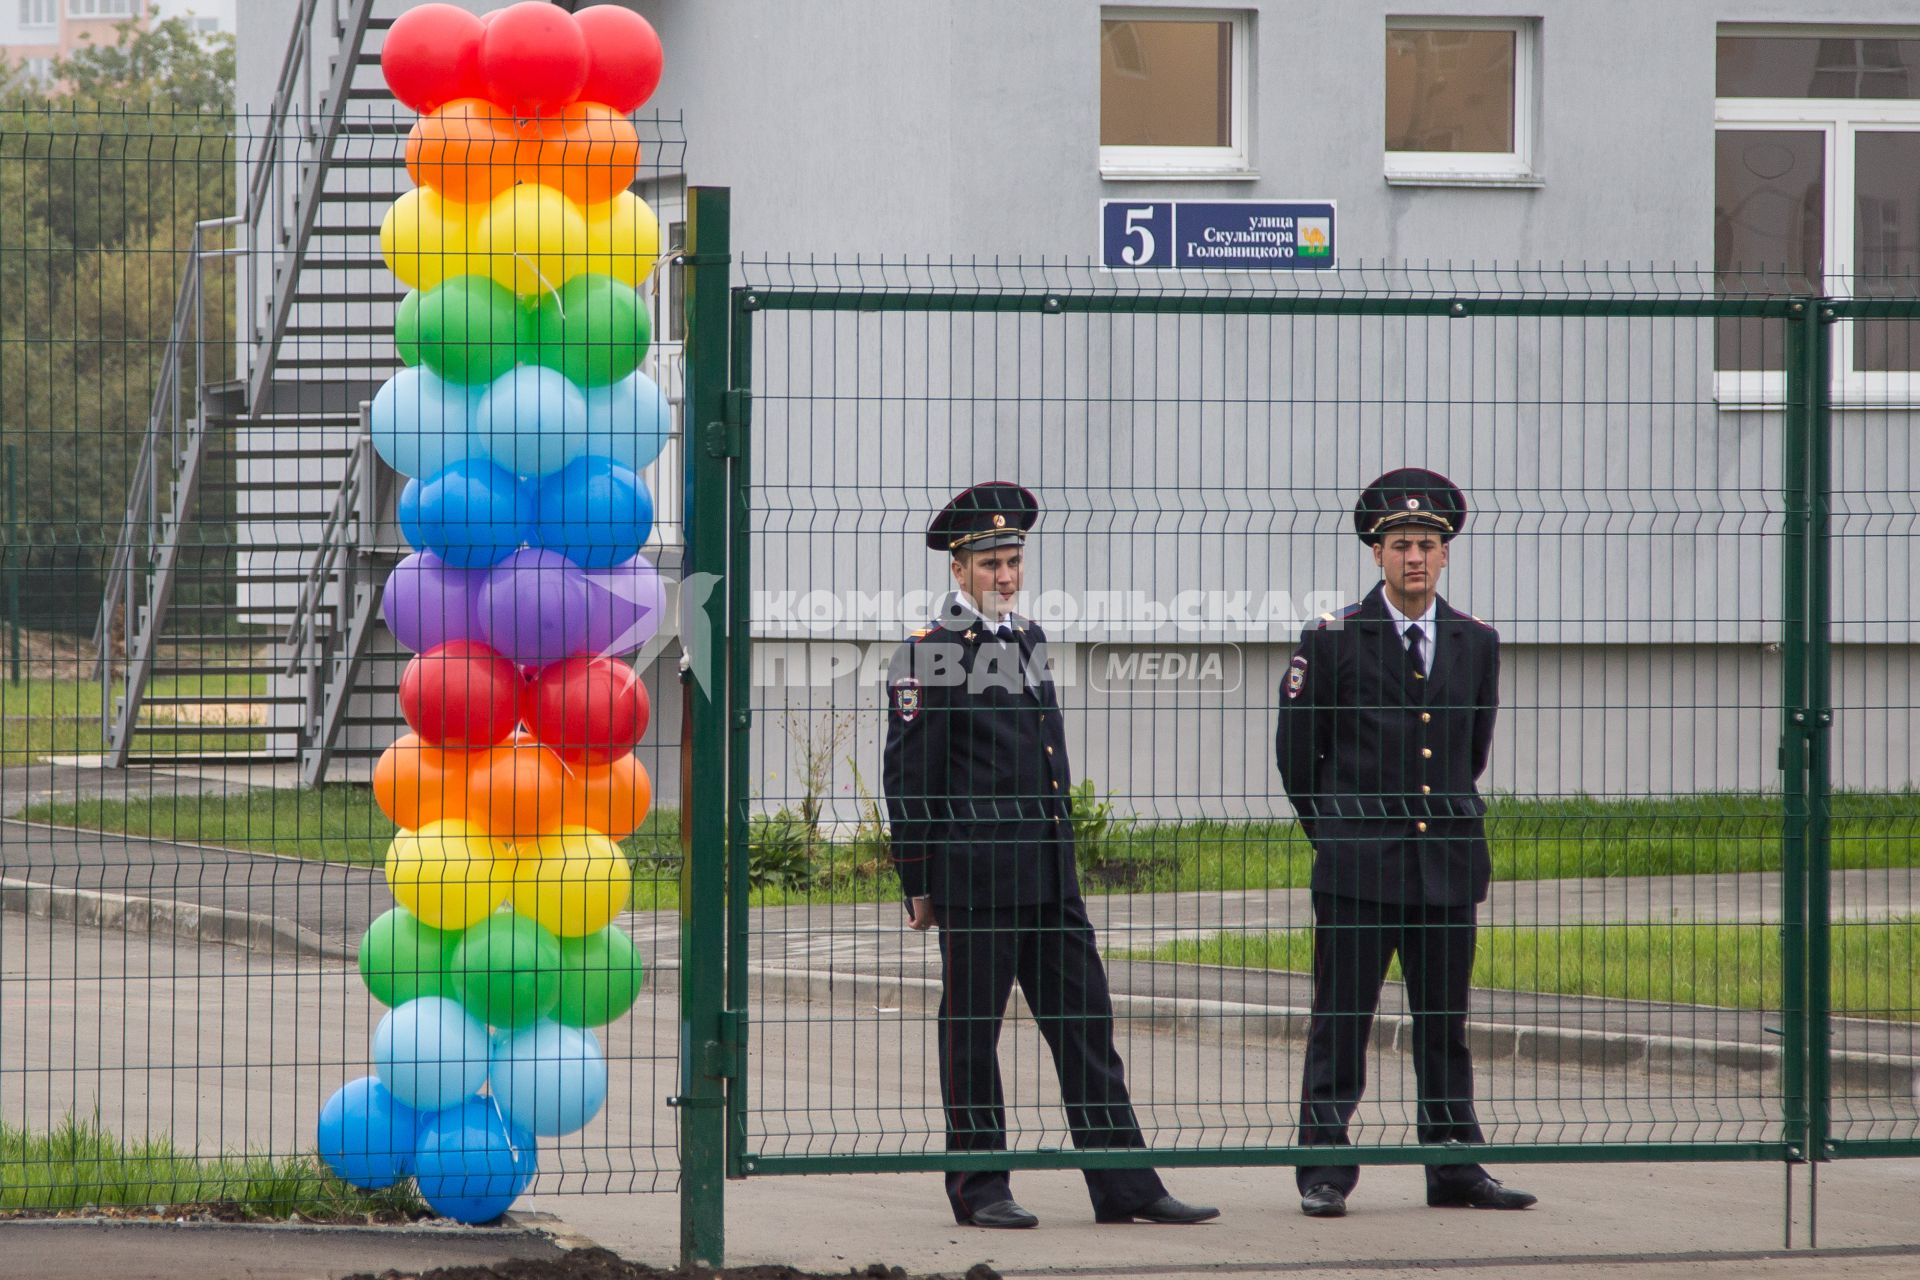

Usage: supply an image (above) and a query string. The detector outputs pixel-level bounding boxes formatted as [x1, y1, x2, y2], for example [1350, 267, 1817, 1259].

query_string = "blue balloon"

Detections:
[412, 1096, 538, 1224]
[316, 1075, 422, 1190]
[373, 996, 491, 1112]
[489, 1019, 607, 1137]
[473, 365, 590, 479]
[529, 456, 653, 568]
[370, 367, 479, 479]
[582, 371, 670, 474]
[408, 458, 531, 568]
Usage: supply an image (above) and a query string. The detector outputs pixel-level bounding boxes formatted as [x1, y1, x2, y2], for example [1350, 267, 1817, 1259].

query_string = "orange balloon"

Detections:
[406, 98, 523, 203]
[372, 732, 480, 830]
[515, 103, 641, 207]
[465, 738, 569, 843]
[559, 753, 651, 840]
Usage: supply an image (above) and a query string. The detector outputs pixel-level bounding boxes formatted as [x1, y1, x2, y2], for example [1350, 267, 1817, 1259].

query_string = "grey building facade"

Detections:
[234, 2, 1920, 821]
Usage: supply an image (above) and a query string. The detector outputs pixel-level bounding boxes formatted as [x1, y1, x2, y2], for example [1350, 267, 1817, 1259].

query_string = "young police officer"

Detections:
[883, 482, 1217, 1231]
[1276, 469, 1536, 1219]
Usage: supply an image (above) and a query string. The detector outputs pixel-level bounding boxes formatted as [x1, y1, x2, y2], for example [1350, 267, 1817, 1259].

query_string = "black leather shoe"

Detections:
[1300, 1185, 1348, 1218]
[961, 1199, 1040, 1229]
[1098, 1194, 1220, 1224]
[1428, 1177, 1537, 1210]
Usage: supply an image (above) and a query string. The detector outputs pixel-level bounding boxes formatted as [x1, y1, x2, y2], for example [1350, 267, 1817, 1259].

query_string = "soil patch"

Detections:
[342, 1247, 1002, 1280]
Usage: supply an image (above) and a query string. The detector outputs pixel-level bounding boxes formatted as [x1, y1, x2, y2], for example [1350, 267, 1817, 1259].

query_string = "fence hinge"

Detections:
[718, 1009, 748, 1080]
[1785, 707, 1834, 735]
[702, 391, 751, 458]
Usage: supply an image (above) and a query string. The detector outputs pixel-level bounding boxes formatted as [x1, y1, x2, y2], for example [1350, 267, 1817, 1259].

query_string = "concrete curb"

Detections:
[6, 877, 1914, 1103]
[747, 964, 1920, 1104]
[0, 876, 350, 963]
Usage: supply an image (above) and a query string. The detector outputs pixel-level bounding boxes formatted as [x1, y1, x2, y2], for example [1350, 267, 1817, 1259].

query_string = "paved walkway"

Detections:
[4, 915, 1918, 1278]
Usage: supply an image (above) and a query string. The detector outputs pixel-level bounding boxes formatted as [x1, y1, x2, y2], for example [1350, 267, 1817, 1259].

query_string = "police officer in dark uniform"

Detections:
[1276, 468, 1536, 1218]
[883, 482, 1217, 1231]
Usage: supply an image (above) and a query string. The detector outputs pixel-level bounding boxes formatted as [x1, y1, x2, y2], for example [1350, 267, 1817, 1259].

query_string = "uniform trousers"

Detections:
[1297, 891, 1489, 1196]
[936, 896, 1166, 1222]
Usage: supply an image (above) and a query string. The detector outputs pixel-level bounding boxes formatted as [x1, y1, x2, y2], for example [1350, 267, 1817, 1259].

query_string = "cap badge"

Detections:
[1408, 498, 1421, 509]
[992, 514, 1006, 527]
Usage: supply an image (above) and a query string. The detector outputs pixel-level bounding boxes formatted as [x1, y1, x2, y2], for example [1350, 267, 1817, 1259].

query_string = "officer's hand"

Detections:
[906, 897, 936, 930]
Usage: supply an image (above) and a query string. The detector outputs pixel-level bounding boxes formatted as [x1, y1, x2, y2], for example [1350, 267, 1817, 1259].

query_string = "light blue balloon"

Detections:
[407, 458, 531, 568]
[582, 371, 670, 473]
[412, 1096, 538, 1224]
[369, 367, 479, 480]
[529, 456, 653, 568]
[473, 365, 591, 479]
[372, 996, 491, 1112]
[489, 1019, 607, 1137]
[316, 1075, 421, 1190]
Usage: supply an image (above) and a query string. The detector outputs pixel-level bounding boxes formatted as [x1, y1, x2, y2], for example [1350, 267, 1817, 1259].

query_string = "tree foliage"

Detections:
[0, 17, 236, 626]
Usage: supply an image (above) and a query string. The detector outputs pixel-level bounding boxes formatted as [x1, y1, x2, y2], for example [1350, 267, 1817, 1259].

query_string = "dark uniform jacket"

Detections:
[882, 600, 1079, 909]
[1275, 583, 1499, 907]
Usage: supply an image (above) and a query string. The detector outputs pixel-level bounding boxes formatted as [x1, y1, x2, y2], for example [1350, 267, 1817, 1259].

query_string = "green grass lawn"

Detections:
[0, 1115, 425, 1220]
[1131, 920, 1920, 1019]
[0, 675, 267, 765]
[17, 787, 1920, 905]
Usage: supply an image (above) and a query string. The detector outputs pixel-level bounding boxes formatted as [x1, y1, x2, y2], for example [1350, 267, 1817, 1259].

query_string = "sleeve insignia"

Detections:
[1285, 654, 1308, 699]
[890, 677, 922, 722]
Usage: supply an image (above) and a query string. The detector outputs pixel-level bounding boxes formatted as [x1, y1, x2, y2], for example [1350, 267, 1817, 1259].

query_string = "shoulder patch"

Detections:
[909, 627, 932, 639]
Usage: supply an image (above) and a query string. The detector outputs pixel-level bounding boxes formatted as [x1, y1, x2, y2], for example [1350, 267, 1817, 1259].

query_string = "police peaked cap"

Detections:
[1354, 467, 1467, 544]
[928, 482, 1039, 553]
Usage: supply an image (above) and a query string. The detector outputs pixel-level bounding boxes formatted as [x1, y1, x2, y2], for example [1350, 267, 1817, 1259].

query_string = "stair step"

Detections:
[140, 694, 306, 706]
[123, 723, 303, 736]
[293, 257, 390, 271]
[345, 87, 396, 101]
[338, 122, 411, 137]
[202, 478, 357, 492]
[291, 291, 406, 303]
[317, 190, 411, 203]
[273, 357, 403, 370]
[283, 324, 396, 337]
[142, 664, 284, 677]
[211, 449, 358, 462]
[324, 158, 406, 170]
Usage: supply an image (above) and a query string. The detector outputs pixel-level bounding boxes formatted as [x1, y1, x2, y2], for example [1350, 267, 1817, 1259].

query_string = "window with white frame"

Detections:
[21, 56, 52, 83]
[1715, 30, 1920, 403]
[68, 0, 136, 17]
[1384, 17, 1537, 185]
[1100, 8, 1251, 178]
[20, 0, 57, 28]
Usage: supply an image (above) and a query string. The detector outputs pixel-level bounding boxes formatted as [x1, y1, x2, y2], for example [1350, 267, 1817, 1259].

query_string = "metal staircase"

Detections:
[97, 0, 690, 779]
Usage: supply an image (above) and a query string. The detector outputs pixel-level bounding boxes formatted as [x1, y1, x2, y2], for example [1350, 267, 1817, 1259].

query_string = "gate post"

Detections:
[680, 185, 734, 1270]
[1779, 299, 1812, 1172]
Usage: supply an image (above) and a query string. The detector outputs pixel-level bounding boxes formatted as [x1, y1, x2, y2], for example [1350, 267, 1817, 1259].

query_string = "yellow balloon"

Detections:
[386, 818, 511, 930]
[379, 188, 475, 291]
[469, 184, 590, 297]
[582, 192, 662, 288]
[510, 827, 632, 937]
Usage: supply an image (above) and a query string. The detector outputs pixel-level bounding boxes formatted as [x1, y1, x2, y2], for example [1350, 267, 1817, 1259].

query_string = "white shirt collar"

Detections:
[946, 590, 1013, 633]
[1381, 592, 1438, 634]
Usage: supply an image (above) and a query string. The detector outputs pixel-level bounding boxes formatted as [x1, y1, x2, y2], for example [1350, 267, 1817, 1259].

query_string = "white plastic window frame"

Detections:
[1099, 7, 1254, 181]
[1383, 16, 1538, 188]
[1714, 99, 1920, 409]
[67, 0, 134, 18]
[20, 0, 56, 29]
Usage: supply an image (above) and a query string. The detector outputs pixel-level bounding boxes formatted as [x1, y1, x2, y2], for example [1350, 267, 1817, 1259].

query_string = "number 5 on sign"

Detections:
[1101, 201, 1172, 269]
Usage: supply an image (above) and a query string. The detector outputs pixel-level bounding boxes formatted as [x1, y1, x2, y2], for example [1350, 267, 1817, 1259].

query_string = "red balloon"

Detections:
[574, 6, 665, 113]
[480, 2, 590, 118]
[380, 3, 486, 114]
[400, 639, 523, 749]
[521, 655, 650, 766]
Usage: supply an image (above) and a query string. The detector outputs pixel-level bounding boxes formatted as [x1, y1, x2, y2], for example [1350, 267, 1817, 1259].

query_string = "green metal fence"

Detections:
[674, 192, 1920, 1251]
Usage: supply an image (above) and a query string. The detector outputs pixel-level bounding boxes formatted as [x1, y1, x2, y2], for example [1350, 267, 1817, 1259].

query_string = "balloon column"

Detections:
[316, 2, 668, 1224]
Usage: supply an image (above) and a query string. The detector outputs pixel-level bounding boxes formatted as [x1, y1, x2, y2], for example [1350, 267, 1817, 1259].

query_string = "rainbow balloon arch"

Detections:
[315, 2, 669, 1224]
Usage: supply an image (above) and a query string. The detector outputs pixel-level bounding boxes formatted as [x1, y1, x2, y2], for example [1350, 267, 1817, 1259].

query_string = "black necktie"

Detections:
[1404, 622, 1426, 676]
[995, 622, 1013, 642]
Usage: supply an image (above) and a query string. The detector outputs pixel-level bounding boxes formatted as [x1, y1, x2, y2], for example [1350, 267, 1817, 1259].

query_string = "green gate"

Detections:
[676, 189, 1919, 1258]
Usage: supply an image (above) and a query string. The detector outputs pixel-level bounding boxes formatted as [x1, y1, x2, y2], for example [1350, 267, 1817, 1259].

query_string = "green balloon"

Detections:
[395, 289, 422, 367]
[418, 274, 527, 384]
[450, 912, 561, 1028]
[554, 925, 646, 1028]
[358, 907, 458, 1007]
[534, 273, 649, 388]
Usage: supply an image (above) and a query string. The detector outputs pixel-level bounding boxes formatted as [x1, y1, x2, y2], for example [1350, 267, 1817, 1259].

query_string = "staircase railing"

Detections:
[93, 215, 244, 762]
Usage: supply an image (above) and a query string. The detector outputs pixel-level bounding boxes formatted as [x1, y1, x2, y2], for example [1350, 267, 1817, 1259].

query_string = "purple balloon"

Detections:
[580, 553, 663, 657]
[477, 548, 592, 665]
[384, 552, 485, 655]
